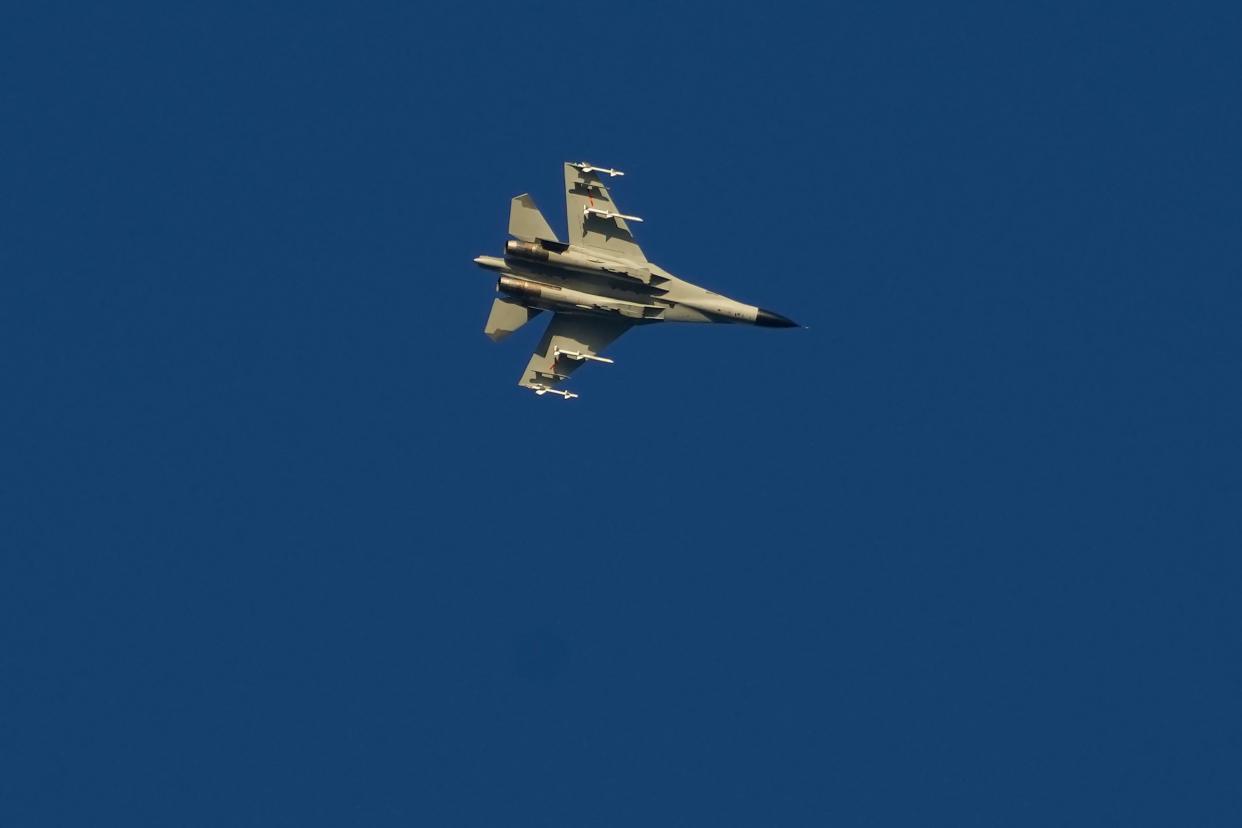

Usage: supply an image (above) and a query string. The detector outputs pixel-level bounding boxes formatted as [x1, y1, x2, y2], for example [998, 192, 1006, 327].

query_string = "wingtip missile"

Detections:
[531, 384, 579, 400]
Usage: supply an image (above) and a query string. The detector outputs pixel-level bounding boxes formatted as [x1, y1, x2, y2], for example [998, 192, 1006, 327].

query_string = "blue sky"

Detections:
[2, 2, 1239, 825]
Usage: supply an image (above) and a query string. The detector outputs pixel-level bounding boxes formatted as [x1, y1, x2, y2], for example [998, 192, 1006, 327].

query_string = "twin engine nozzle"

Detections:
[505, 240, 550, 264]
[496, 274, 546, 301]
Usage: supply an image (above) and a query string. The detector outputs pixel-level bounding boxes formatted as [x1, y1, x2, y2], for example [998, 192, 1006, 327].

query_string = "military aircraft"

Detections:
[474, 162, 800, 399]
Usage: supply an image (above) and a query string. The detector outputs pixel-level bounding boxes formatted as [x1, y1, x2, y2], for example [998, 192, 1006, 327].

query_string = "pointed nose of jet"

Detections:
[755, 307, 800, 328]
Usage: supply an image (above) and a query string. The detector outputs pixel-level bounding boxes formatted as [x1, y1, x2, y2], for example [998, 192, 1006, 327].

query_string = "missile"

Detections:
[531, 384, 578, 400]
[583, 205, 644, 223]
[572, 162, 624, 177]
[554, 347, 613, 365]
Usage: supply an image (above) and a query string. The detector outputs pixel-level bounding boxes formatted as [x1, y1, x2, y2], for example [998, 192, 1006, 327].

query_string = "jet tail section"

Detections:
[508, 194, 559, 243]
[484, 296, 542, 342]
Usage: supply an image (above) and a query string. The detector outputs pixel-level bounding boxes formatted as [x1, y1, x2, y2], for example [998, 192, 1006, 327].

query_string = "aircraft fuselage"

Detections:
[473, 245, 797, 328]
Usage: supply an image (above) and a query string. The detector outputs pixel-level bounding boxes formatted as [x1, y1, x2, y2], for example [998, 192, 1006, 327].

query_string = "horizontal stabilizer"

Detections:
[484, 296, 541, 342]
[509, 194, 559, 242]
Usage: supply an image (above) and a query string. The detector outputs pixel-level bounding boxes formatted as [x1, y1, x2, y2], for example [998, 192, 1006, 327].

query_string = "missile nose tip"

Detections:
[755, 308, 799, 328]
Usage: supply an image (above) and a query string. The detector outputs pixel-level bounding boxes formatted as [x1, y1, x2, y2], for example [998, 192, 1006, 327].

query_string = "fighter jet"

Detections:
[474, 162, 800, 399]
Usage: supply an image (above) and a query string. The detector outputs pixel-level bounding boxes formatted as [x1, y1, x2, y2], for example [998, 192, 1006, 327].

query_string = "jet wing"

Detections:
[564, 162, 647, 263]
[519, 313, 632, 394]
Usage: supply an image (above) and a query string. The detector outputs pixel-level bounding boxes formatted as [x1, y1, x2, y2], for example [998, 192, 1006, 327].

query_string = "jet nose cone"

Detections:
[755, 307, 800, 328]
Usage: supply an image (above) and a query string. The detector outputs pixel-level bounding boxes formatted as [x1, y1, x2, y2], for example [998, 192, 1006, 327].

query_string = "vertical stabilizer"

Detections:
[508, 194, 559, 242]
[484, 296, 542, 342]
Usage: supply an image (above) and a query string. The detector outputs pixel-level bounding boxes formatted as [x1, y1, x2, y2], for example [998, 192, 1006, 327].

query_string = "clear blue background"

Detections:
[3, 2, 1239, 825]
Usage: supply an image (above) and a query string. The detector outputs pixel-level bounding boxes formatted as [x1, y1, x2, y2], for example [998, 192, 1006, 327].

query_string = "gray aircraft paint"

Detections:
[474, 162, 798, 398]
